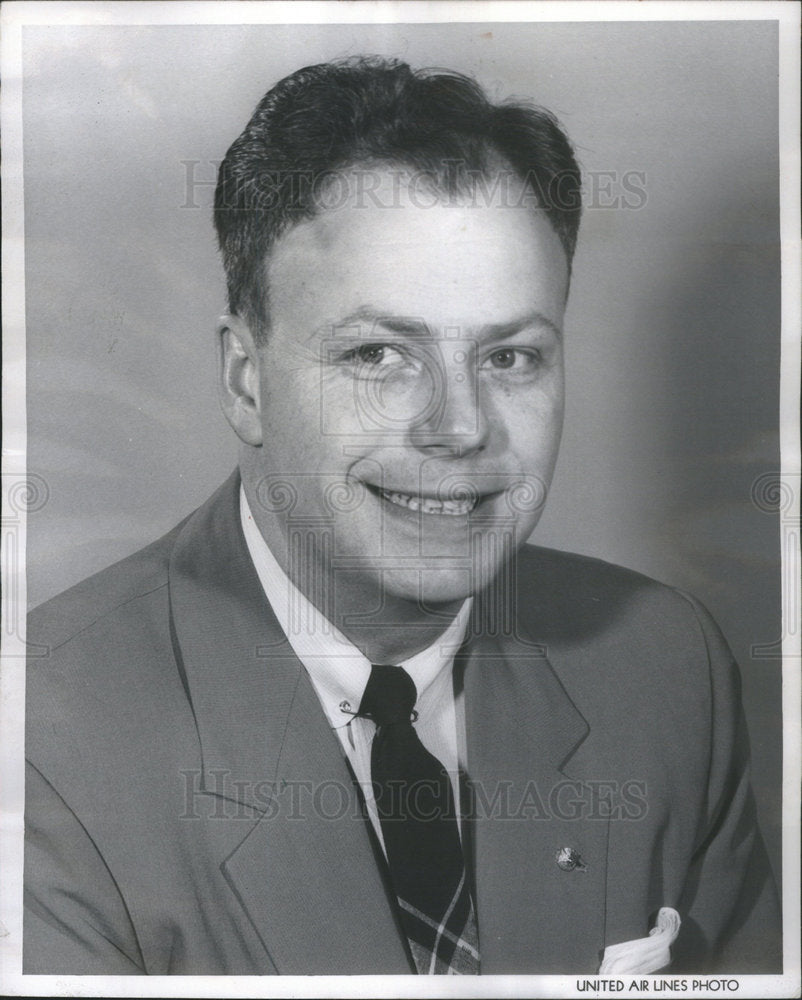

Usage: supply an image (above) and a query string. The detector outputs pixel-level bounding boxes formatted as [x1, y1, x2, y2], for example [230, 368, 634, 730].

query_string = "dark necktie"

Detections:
[358, 663, 480, 975]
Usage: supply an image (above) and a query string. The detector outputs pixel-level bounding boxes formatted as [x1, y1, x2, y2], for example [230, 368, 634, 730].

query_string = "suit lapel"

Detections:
[461, 610, 610, 973]
[221, 666, 411, 974]
[168, 473, 410, 973]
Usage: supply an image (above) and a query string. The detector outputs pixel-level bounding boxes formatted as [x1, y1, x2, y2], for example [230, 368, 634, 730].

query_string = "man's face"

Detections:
[247, 171, 568, 611]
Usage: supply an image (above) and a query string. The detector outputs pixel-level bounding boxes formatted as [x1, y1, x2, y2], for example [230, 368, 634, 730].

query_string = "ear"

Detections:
[217, 314, 263, 446]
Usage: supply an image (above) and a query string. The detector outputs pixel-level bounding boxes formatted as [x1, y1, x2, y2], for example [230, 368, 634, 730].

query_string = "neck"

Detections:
[328, 582, 465, 665]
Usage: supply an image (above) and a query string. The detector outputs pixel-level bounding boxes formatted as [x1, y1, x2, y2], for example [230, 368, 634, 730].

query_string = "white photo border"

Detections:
[2, 3, 799, 998]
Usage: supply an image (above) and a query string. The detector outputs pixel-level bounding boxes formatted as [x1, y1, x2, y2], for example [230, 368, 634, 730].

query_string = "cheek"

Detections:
[261, 357, 324, 426]
[318, 374, 432, 441]
[497, 381, 564, 449]
[317, 376, 364, 438]
[507, 404, 563, 530]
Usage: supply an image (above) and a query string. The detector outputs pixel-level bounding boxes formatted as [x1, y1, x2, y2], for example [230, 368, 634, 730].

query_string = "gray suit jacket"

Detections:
[24, 472, 781, 974]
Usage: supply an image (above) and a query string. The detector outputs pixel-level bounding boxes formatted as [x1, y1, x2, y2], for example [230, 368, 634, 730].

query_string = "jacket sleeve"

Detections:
[671, 592, 782, 974]
[24, 761, 146, 974]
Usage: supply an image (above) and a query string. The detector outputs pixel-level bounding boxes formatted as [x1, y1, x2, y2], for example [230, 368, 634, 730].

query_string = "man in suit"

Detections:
[25, 56, 781, 976]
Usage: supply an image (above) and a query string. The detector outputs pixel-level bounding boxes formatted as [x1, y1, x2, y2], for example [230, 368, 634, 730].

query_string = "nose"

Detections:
[410, 351, 490, 457]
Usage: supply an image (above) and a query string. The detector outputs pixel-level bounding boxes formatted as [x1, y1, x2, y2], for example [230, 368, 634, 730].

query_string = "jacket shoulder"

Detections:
[25, 511, 203, 785]
[27, 518, 187, 653]
[514, 543, 719, 655]
[516, 542, 689, 605]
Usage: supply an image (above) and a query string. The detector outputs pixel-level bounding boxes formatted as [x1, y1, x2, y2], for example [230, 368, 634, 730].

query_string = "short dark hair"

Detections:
[214, 56, 582, 342]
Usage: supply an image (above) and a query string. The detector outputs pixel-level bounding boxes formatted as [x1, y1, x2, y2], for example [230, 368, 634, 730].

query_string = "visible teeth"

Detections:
[379, 489, 476, 516]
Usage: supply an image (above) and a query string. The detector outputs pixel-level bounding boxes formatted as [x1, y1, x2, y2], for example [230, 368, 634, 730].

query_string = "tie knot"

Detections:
[358, 664, 417, 726]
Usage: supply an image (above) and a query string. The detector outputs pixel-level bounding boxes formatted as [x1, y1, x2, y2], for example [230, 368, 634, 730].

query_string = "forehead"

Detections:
[266, 170, 569, 335]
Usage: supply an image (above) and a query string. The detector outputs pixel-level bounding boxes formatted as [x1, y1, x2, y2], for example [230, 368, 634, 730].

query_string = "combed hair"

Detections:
[214, 56, 582, 341]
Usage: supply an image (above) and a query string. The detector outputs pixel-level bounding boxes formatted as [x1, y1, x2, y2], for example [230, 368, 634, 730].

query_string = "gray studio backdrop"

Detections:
[23, 21, 782, 886]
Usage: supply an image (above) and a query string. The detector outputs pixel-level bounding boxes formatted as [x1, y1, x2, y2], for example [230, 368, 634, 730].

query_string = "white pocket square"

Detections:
[599, 907, 681, 974]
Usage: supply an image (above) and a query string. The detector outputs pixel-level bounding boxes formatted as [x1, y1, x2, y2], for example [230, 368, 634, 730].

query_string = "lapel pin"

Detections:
[556, 847, 587, 872]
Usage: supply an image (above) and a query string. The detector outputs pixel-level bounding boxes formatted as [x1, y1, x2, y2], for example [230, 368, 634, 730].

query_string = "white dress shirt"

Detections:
[239, 487, 472, 851]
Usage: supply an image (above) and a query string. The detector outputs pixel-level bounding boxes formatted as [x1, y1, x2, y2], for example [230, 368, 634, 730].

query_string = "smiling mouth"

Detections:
[365, 483, 479, 516]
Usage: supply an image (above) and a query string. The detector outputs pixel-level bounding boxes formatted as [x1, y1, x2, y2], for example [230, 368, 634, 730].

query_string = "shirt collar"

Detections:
[239, 486, 472, 729]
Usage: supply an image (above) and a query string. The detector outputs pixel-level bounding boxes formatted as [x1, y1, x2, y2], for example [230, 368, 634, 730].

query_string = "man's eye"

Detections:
[484, 348, 541, 371]
[348, 344, 405, 367]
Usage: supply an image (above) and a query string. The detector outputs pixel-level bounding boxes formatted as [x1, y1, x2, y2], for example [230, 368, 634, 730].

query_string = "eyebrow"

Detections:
[320, 305, 562, 342]
[478, 314, 563, 342]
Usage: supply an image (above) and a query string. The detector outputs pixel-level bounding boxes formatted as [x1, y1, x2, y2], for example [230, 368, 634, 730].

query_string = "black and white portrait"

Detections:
[1, 3, 798, 995]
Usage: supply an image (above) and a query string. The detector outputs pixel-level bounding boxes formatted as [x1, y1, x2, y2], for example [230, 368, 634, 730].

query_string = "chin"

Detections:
[381, 563, 497, 609]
